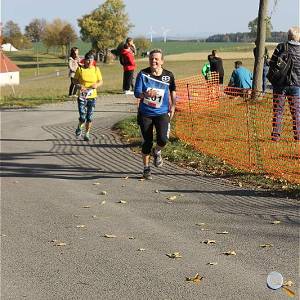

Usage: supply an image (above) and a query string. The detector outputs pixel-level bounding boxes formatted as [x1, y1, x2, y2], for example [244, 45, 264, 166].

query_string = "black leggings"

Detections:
[69, 79, 78, 96]
[123, 70, 134, 91]
[138, 113, 170, 154]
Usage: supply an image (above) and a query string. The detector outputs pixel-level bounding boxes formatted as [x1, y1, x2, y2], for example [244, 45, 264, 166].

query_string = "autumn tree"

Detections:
[42, 19, 76, 56]
[25, 18, 46, 42]
[134, 37, 151, 57]
[2, 20, 31, 49]
[248, 16, 273, 39]
[78, 0, 133, 62]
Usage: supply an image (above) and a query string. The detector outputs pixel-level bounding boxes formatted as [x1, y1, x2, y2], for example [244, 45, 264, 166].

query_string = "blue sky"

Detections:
[1, 0, 299, 38]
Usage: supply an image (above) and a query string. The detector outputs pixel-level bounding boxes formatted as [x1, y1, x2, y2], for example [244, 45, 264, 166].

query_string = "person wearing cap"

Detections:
[73, 52, 103, 141]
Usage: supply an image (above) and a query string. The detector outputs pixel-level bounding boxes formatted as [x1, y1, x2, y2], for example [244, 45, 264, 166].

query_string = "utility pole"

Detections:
[252, 0, 269, 100]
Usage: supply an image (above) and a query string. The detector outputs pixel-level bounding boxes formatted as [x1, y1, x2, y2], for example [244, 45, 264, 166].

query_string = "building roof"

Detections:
[0, 51, 20, 73]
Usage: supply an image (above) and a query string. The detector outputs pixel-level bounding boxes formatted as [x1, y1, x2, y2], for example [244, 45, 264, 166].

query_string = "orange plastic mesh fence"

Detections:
[175, 75, 300, 184]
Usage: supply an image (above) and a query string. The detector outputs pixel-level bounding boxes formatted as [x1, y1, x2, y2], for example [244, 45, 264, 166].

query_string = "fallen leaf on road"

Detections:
[93, 182, 100, 185]
[260, 243, 273, 248]
[202, 240, 216, 245]
[101, 201, 106, 205]
[137, 248, 146, 251]
[155, 189, 159, 193]
[216, 231, 229, 234]
[51, 240, 66, 246]
[207, 262, 218, 265]
[166, 252, 182, 259]
[82, 205, 91, 208]
[200, 228, 209, 231]
[282, 286, 296, 297]
[283, 280, 294, 287]
[186, 273, 203, 283]
[76, 225, 86, 228]
[100, 191, 107, 195]
[118, 200, 127, 204]
[271, 220, 281, 224]
[92, 215, 97, 218]
[196, 223, 206, 226]
[223, 250, 237, 256]
[123, 176, 129, 180]
[167, 196, 177, 201]
[104, 234, 116, 238]
[128, 236, 135, 240]
[139, 178, 145, 181]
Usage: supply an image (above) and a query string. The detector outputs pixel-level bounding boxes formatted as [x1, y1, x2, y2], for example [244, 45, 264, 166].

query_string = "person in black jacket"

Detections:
[269, 26, 300, 141]
[208, 49, 224, 84]
[253, 40, 269, 94]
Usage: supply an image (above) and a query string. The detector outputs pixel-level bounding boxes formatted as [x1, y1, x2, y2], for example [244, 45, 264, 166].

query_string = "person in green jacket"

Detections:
[201, 62, 211, 80]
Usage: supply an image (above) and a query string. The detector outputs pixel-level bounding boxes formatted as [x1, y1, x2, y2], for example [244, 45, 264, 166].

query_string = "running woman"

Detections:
[73, 52, 103, 141]
[134, 49, 176, 179]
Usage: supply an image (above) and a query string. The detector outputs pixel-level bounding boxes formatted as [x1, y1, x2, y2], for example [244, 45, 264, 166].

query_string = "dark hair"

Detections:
[235, 61, 242, 67]
[70, 47, 78, 59]
[212, 49, 217, 56]
[87, 49, 97, 61]
[126, 37, 133, 44]
[149, 48, 164, 59]
[84, 52, 94, 61]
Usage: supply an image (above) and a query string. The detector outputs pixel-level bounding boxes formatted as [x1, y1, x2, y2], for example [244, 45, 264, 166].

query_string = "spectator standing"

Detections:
[269, 26, 300, 141]
[134, 49, 176, 179]
[73, 53, 103, 141]
[201, 62, 211, 80]
[253, 40, 270, 94]
[121, 37, 136, 95]
[208, 49, 224, 84]
[68, 47, 81, 97]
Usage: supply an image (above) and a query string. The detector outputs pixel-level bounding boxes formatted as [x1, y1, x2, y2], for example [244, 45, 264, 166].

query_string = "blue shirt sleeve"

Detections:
[134, 72, 143, 98]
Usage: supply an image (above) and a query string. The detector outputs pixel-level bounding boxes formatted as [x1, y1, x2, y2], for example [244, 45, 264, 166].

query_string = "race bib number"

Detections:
[143, 88, 165, 108]
[79, 89, 93, 100]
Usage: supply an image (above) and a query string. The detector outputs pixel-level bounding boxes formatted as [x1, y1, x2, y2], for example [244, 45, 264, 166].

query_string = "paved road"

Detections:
[1, 95, 299, 300]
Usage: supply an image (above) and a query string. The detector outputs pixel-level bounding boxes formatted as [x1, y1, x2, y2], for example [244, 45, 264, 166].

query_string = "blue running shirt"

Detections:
[135, 68, 176, 116]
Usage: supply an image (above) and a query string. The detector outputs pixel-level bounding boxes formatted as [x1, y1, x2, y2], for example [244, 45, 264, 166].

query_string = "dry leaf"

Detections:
[76, 225, 86, 228]
[92, 215, 97, 218]
[167, 196, 177, 201]
[271, 220, 281, 224]
[223, 250, 237, 256]
[200, 228, 209, 231]
[101, 201, 106, 205]
[118, 200, 127, 204]
[128, 236, 135, 240]
[202, 240, 216, 245]
[82, 205, 91, 208]
[207, 262, 218, 265]
[123, 176, 129, 180]
[73, 215, 80, 217]
[100, 191, 107, 195]
[55, 242, 66, 246]
[104, 234, 116, 238]
[139, 178, 145, 181]
[196, 223, 206, 226]
[93, 182, 100, 185]
[283, 280, 294, 287]
[282, 286, 296, 297]
[216, 231, 229, 234]
[238, 182, 243, 187]
[51, 240, 66, 246]
[166, 252, 182, 259]
[155, 189, 159, 193]
[186, 273, 203, 283]
[137, 248, 146, 251]
[260, 243, 273, 248]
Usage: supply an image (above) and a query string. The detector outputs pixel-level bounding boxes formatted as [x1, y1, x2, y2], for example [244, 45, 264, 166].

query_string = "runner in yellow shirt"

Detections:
[73, 52, 103, 141]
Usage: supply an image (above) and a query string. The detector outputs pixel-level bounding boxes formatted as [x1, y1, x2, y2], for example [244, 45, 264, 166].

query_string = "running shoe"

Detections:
[75, 126, 83, 137]
[84, 132, 90, 141]
[152, 149, 163, 167]
[143, 167, 152, 180]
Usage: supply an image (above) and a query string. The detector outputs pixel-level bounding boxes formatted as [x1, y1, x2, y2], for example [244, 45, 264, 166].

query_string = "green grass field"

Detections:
[1, 41, 256, 106]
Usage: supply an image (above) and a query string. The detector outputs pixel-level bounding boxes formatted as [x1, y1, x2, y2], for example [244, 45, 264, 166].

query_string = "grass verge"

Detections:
[114, 116, 300, 199]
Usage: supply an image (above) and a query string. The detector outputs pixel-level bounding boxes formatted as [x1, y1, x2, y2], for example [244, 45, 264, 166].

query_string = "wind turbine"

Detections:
[148, 26, 156, 43]
[162, 27, 170, 43]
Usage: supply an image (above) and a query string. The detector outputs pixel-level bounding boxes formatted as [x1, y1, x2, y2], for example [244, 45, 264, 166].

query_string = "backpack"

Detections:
[119, 54, 125, 66]
[267, 42, 293, 87]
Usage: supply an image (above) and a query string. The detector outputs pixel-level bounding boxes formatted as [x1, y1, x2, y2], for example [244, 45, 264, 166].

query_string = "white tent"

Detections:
[1, 43, 18, 52]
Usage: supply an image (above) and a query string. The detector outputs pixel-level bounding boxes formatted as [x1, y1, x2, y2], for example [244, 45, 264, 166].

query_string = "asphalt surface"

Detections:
[1, 95, 299, 300]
